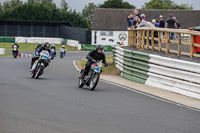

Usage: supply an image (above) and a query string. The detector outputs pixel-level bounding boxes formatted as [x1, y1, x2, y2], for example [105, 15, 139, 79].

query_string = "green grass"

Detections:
[79, 55, 119, 75]
[0, 54, 12, 57]
[0, 43, 76, 52]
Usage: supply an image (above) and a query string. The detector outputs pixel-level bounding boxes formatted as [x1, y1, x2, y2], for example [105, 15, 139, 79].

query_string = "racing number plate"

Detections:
[95, 66, 101, 72]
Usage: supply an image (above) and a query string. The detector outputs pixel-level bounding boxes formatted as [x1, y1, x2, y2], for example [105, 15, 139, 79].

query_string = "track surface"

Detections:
[0, 52, 200, 133]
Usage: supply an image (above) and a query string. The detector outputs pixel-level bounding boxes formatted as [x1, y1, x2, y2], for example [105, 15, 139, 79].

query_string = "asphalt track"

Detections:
[0, 52, 200, 133]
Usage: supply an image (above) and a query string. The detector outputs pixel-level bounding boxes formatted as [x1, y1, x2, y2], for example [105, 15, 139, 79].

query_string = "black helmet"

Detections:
[96, 44, 104, 51]
[44, 42, 50, 48]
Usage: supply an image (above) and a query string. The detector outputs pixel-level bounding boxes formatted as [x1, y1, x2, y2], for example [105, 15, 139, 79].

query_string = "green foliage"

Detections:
[82, 3, 97, 22]
[99, 0, 135, 9]
[0, 0, 90, 29]
[142, 0, 193, 10]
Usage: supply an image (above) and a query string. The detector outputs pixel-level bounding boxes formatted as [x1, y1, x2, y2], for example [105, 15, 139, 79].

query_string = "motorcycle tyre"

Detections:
[78, 69, 85, 88]
[89, 73, 100, 91]
[35, 65, 43, 79]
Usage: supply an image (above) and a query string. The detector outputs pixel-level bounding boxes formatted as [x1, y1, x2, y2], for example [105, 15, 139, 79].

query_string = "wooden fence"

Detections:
[128, 27, 200, 58]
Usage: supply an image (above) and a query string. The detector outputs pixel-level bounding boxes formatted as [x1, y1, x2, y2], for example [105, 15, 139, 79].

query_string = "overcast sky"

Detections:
[0, 0, 199, 12]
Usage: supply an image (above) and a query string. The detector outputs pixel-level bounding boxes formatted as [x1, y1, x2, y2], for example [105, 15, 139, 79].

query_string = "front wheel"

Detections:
[89, 73, 100, 91]
[35, 64, 43, 79]
[78, 69, 85, 88]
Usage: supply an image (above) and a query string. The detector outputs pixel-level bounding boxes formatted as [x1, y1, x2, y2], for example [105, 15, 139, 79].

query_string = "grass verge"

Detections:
[76, 55, 120, 75]
[0, 43, 76, 51]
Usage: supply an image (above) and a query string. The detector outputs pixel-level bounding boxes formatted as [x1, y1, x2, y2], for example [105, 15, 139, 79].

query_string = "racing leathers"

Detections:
[30, 47, 52, 69]
[83, 50, 108, 77]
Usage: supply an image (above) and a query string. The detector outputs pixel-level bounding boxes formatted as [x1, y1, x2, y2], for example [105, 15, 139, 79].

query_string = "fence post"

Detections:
[158, 31, 161, 52]
[133, 30, 136, 47]
[142, 30, 145, 49]
[151, 30, 154, 50]
[146, 30, 149, 50]
[178, 33, 181, 56]
[128, 30, 131, 46]
[139, 30, 142, 49]
[166, 32, 169, 54]
[137, 30, 140, 48]
[190, 34, 194, 58]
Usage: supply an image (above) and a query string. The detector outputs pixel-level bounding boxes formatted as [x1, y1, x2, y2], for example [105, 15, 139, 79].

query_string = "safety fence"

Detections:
[128, 27, 200, 58]
[0, 37, 15, 43]
[113, 46, 200, 99]
[81, 44, 112, 52]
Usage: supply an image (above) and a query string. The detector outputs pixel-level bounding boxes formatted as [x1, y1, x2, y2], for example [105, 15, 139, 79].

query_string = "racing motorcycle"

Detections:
[51, 48, 56, 60]
[31, 50, 50, 79]
[60, 48, 65, 58]
[78, 59, 103, 91]
[12, 45, 19, 58]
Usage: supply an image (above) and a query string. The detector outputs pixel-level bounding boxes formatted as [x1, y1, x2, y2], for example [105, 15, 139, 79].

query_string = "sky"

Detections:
[0, 0, 199, 12]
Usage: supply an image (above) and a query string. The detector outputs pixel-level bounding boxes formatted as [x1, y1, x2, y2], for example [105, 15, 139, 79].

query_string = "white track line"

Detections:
[73, 60, 200, 112]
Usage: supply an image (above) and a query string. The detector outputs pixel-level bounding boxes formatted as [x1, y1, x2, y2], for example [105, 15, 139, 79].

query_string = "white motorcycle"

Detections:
[31, 50, 50, 79]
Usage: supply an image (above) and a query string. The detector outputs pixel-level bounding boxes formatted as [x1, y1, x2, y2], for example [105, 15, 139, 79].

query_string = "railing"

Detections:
[128, 27, 200, 58]
[113, 46, 200, 99]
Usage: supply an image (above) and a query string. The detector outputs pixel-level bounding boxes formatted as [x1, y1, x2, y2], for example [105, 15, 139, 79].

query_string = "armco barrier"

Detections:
[81, 44, 112, 51]
[0, 37, 15, 43]
[113, 46, 200, 99]
[113, 47, 150, 84]
[0, 48, 5, 55]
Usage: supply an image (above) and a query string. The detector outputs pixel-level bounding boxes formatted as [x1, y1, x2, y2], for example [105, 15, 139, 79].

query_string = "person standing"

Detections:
[173, 16, 181, 29]
[165, 14, 177, 40]
[159, 15, 165, 40]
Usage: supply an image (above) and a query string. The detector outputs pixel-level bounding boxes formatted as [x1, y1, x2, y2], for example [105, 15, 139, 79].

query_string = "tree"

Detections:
[142, 0, 193, 10]
[3, 0, 23, 12]
[82, 3, 97, 23]
[99, 0, 135, 9]
[61, 0, 69, 13]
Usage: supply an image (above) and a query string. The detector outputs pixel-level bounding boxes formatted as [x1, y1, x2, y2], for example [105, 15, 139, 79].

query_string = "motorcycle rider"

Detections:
[30, 42, 52, 70]
[81, 44, 108, 79]
[59, 45, 66, 56]
[12, 43, 19, 55]
[35, 43, 42, 55]
[50, 44, 56, 56]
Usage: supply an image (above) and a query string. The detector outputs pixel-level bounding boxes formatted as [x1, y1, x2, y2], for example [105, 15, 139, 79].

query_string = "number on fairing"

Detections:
[95, 66, 101, 72]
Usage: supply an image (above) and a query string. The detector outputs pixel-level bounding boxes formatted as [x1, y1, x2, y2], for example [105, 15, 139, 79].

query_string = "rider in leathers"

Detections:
[30, 42, 52, 70]
[81, 45, 108, 79]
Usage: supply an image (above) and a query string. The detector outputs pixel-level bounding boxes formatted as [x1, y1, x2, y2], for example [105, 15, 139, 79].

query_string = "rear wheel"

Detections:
[89, 73, 100, 91]
[31, 72, 36, 78]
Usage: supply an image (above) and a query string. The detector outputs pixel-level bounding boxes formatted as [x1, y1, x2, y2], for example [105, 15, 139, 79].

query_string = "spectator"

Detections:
[152, 19, 159, 38]
[141, 14, 146, 21]
[165, 14, 177, 40]
[152, 19, 159, 27]
[133, 10, 141, 19]
[159, 15, 165, 39]
[135, 16, 152, 45]
[173, 16, 181, 29]
[159, 15, 165, 28]
[127, 15, 133, 29]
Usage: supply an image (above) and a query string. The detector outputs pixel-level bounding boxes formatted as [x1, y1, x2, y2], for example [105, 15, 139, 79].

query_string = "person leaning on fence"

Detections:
[165, 14, 177, 40]
[133, 9, 141, 19]
[127, 14, 133, 29]
[134, 16, 152, 45]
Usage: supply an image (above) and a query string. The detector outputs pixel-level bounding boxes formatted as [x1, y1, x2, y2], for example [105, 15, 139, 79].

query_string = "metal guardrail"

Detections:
[113, 46, 200, 99]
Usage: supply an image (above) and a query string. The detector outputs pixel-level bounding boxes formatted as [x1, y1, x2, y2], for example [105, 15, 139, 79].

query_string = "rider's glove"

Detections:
[104, 63, 108, 67]
[87, 56, 92, 61]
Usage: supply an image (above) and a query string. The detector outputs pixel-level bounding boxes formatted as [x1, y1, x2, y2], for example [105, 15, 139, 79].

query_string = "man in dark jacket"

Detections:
[81, 45, 108, 79]
[30, 42, 52, 70]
